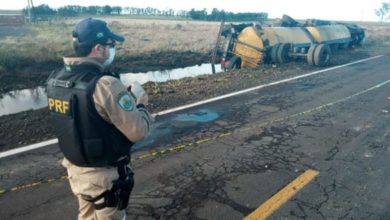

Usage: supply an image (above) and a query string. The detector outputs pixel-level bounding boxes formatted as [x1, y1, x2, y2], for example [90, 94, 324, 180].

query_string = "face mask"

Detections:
[103, 47, 116, 66]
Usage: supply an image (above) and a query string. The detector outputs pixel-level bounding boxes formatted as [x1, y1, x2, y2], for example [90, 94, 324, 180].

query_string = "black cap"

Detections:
[72, 18, 125, 45]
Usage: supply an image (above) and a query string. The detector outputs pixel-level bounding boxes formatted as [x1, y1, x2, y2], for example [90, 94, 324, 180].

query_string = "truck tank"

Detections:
[306, 24, 351, 44]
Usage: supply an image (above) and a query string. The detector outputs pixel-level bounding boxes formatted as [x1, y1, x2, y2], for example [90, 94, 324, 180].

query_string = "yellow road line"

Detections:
[2, 80, 381, 196]
[127, 80, 390, 162]
[219, 132, 232, 137]
[196, 138, 211, 145]
[244, 169, 319, 220]
[0, 175, 68, 196]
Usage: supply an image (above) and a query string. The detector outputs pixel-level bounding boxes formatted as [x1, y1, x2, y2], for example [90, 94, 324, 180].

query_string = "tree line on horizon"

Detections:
[375, 2, 390, 21]
[22, 4, 268, 22]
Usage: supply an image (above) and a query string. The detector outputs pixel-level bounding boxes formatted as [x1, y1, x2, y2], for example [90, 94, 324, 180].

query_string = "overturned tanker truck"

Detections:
[220, 15, 365, 71]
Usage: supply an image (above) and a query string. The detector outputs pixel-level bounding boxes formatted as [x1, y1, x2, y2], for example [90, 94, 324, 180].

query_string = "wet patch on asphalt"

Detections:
[128, 122, 303, 219]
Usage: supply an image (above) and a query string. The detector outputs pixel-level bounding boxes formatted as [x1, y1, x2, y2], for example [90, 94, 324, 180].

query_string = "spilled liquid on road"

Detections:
[133, 109, 220, 149]
[173, 110, 220, 123]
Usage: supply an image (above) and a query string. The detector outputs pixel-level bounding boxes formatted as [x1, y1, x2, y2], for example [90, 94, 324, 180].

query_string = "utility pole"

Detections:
[27, 0, 31, 23]
[26, 0, 34, 23]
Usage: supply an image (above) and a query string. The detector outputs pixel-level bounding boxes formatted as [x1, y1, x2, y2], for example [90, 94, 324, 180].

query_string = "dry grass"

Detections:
[105, 18, 220, 54]
[356, 22, 390, 46]
[0, 17, 388, 73]
[0, 17, 220, 70]
[0, 23, 74, 70]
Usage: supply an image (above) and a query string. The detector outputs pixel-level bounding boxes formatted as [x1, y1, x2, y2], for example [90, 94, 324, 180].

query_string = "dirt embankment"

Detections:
[1, 47, 385, 152]
[0, 50, 210, 94]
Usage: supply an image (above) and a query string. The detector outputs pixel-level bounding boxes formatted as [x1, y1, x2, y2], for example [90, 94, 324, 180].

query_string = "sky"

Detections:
[0, 0, 387, 22]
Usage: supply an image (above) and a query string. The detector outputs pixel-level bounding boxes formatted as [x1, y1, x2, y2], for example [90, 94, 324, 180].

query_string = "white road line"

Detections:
[0, 55, 384, 159]
[0, 139, 58, 158]
[157, 55, 383, 115]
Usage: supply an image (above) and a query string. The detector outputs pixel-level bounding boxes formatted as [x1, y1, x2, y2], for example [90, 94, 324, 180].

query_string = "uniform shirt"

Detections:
[62, 56, 153, 194]
[93, 75, 152, 143]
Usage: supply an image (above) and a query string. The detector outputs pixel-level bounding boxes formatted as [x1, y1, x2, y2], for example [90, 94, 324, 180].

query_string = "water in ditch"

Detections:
[0, 63, 222, 116]
[120, 63, 221, 85]
[0, 87, 47, 116]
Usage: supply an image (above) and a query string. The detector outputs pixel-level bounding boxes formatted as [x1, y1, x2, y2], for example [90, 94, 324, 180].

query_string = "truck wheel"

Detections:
[226, 55, 241, 70]
[314, 44, 331, 66]
[271, 44, 280, 63]
[277, 43, 291, 63]
[307, 44, 317, 66]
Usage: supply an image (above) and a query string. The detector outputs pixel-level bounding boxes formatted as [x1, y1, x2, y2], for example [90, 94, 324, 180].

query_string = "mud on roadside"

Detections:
[0, 50, 210, 95]
[0, 47, 386, 151]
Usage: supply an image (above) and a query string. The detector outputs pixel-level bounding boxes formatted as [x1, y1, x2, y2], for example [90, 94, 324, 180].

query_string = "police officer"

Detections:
[46, 18, 153, 220]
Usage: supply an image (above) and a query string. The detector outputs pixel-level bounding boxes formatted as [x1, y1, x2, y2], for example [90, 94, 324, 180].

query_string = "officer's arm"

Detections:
[93, 76, 153, 142]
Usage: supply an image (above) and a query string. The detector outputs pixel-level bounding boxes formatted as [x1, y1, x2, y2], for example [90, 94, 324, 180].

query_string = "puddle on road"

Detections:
[120, 63, 221, 86]
[174, 110, 219, 122]
[171, 109, 220, 128]
[0, 87, 47, 116]
[0, 64, 221, 116]
[133, 110, 220, 149]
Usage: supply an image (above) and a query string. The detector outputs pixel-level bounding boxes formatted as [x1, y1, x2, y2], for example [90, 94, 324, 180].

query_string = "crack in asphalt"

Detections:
[7, 191, 67, 219]
[128, 122, 308, 219]
[241, 125, 308, 173]
[3, 65, 390, 219]
[325, 143, 340, 161]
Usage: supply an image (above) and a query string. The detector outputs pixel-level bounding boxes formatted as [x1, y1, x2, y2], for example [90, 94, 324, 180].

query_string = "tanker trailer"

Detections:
[220, 15, 365, 71]
[221, 24, 332, 70]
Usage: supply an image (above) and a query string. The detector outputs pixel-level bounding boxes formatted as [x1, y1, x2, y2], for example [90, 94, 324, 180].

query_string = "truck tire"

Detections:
[226, 55, 241, 70]
[271, 44, 280, 63]
[314, 44, 331, 66]
[277, 43, 291, 63]
[307, 44, 317, 66]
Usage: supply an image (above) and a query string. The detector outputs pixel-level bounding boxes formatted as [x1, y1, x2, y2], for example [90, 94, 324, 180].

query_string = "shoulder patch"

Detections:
[117, 93, 134, 112]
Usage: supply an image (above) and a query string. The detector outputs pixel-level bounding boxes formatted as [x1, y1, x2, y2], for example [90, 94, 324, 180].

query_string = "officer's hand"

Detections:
[136, 93, 149, 106]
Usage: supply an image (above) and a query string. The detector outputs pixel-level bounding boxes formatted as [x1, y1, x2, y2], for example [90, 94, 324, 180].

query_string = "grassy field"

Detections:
[0, 16, 389, 77]
[355, 21, 390, 46]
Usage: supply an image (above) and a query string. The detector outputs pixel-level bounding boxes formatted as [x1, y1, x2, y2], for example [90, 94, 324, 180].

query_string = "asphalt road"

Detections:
[1, 55, 390, 219]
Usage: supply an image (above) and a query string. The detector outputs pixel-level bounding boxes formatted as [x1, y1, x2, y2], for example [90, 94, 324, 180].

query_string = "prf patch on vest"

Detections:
[48, 98, 70, 115]
[117, 93, 134, 112]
